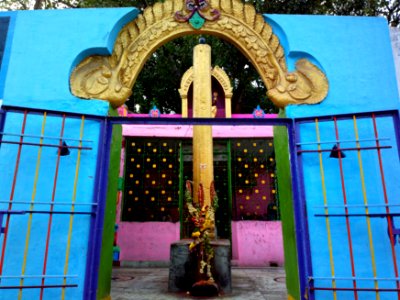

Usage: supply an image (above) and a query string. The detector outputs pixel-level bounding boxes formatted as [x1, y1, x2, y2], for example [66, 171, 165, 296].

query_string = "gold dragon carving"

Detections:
[70, 0, 329, 108]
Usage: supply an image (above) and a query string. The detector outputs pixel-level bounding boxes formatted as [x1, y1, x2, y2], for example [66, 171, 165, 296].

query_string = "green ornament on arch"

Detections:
[189, 11, 205, 29]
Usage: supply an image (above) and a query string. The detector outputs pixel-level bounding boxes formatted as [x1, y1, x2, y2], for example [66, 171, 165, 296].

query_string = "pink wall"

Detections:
[116, 112, 283, 266]
[124, 113, 278, 119]
[232, 221, 284, 267]
[121, 113, 277, 138]
[118, 222, 180, 261]
[122, 125, 274, 138]
[117, 221, 284, 266]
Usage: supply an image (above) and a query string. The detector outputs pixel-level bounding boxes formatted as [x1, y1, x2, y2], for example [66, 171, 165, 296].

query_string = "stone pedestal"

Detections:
[168, 239, 231, 293]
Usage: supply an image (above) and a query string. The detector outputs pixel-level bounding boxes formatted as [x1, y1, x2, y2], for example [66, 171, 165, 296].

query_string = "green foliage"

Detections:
[128, 35, 274, 114]
[0, 0, 79, 10]
[250, 0, 399, 24]
[78, 0, 160, 9]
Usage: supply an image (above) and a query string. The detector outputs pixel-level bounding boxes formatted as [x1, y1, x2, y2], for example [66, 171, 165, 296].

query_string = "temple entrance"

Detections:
[113, 36, 288, 274]
[1, 0, 399, 299]
[109, 113, 294, 294]
[70, 1, 328, 295]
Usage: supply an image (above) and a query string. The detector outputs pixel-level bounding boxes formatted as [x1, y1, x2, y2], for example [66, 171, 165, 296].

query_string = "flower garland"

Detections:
[185, 180, 219, 282]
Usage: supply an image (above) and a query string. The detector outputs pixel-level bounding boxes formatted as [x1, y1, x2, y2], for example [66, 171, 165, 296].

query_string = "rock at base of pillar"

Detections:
[168, 239, 232, 294]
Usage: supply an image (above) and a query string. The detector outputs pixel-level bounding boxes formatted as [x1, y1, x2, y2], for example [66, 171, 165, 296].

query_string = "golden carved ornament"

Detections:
[178, 65, 233, 98]
[70, 0, 329, 108]
[179, 65, 233, 117]
[211, 66, 233, 98]
[179, 66, 194, 99]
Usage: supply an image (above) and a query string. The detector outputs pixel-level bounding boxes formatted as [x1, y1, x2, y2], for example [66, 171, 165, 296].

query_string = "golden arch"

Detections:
[179, 66, 233, 117]
[70, 0, 329, 108]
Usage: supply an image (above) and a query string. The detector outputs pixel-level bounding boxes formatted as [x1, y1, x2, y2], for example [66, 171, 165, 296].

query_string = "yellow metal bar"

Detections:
[61, 116, 85, 299]
[315, 119, 337, 300]
[18, 113, 47, 300]
[353, 116, 380, 299]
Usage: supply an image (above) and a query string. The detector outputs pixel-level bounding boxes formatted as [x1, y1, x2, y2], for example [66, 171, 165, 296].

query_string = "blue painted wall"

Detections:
[1, 8, 139, 116]
[266, 14, 400, 118]
[0, 112, 102, 299]
[265, 14, 400, 299]
[1, 12, 397, 117]
[0, 8, 139, 300]
[297, 115, 400, 300]
[0, 7, 399, 300]
[264, 14, 400, 300]
[0, 13, 15, 100]
[0, 17, 10, 76]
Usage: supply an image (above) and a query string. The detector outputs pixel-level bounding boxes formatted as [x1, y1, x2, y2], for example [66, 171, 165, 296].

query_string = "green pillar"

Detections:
[179, 141, 184, 238]
[274, 109, 300, 300]
[97, 108, 122, 300]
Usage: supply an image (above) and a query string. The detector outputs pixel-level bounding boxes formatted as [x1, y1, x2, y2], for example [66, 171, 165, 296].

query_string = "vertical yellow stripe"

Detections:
[61, 116, 85, 300]
[353, 116, 380, 299]
[315, 119, 337, 299]
[18, 113, 47, 300]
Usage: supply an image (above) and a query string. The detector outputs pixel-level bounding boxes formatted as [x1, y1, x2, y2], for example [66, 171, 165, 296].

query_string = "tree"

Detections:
[1, 0, 399, 113]
[0, 0, 158, 10]
[0, 0, 76, 10]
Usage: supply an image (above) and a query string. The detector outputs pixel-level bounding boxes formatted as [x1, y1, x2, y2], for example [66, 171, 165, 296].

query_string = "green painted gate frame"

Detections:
[97, 113, 302, 300]
[97, 109, 122, 300]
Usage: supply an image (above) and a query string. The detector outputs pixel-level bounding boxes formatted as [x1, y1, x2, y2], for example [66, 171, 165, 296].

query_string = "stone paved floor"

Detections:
[111, 267, 288, 300]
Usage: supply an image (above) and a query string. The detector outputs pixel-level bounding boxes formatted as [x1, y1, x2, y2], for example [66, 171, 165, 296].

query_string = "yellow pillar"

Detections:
[192, 43, 213, 207]
[181, 94, 188, 117]
[225, 93, 233, 118]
